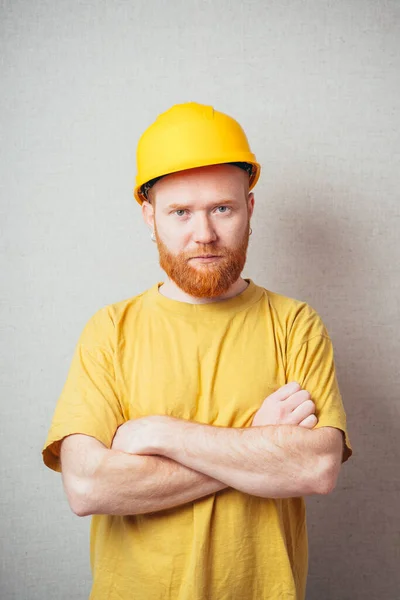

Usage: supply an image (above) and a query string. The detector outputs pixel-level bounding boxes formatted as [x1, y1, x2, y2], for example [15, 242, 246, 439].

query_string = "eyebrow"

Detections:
[166, 199, 239, 210]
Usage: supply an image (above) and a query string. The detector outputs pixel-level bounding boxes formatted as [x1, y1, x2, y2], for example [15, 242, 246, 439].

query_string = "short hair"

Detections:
[140, 162, 254, 201]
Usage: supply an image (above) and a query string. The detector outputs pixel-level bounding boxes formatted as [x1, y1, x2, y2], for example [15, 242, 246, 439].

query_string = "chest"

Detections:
[116, 313, 288, 427]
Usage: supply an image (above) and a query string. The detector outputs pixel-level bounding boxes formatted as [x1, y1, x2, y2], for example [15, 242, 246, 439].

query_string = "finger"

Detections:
[298, 414, 318, 429]
[268, 381, 302, 402]
[282, 389, 311, 412]
[289, 399, 316, 425]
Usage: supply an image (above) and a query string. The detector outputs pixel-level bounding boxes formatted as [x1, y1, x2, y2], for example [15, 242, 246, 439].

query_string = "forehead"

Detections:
[150, 164, 248, 207]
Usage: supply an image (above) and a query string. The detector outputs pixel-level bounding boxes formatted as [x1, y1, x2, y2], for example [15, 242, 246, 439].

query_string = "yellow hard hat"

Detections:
[133, 102, 261, 204]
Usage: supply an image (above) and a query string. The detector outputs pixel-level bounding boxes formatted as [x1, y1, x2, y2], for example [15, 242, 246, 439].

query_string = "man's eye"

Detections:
[175, 209, 187, 217]
[216, 206, 229, 213]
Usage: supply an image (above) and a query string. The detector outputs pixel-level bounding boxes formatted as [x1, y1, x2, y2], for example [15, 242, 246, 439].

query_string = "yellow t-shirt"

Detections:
[43, 279, 352, 600]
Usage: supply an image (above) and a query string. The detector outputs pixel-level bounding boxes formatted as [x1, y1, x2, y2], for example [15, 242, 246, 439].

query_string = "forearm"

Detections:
[155, 421, 342, 498]
[72, 445, 227, 516]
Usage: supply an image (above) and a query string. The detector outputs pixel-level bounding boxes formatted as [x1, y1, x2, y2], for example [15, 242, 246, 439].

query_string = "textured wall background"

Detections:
[1, 1, 399, 598]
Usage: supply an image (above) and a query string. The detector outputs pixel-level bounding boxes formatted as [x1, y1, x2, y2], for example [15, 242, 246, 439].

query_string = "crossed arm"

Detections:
[60, 389, 344, 517]
[61, 434, 228, 516]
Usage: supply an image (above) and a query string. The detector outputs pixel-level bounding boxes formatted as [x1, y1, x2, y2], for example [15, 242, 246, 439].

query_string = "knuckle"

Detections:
[303, 399, 316, 413]
[277, 406, 286, 420]
[291, 389, 308, 402]
[289, 383, 301, 396]
[301, 414, 318, 429]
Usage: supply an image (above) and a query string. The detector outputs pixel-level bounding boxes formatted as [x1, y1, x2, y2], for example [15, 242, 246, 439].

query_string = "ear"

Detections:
[142, 200, 155, 231]
[247, 192, 255, 219]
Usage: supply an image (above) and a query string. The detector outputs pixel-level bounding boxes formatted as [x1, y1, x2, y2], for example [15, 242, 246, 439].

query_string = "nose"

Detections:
[192, 213, 217, 244]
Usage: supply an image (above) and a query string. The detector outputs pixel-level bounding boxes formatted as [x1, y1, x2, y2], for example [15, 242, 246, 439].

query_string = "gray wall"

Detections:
[1, 1, 399, 598]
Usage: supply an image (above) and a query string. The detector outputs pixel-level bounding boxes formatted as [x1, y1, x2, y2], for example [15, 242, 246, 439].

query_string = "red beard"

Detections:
[156, 225, 250, 298]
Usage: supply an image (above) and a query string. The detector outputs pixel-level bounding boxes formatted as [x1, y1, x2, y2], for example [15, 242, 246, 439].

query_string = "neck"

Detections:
[158, 277, 249, 304]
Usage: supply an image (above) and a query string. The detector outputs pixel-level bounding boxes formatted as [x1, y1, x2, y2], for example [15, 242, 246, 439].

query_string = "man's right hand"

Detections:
[251, 381, 318, 429]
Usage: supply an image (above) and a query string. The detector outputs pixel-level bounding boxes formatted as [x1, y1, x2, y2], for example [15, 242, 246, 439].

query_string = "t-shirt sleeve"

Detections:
[285, 304, 352, 463]
[42, 307, 125, 473]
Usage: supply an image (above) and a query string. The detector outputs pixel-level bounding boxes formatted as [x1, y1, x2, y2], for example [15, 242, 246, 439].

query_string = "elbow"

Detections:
[70, 497, 93, 518]
[313, 455, 341, 496]
[64, 476, 96, 517]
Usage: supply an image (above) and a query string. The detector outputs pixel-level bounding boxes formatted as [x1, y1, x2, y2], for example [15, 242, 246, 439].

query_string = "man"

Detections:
[43, 102, 352, 600]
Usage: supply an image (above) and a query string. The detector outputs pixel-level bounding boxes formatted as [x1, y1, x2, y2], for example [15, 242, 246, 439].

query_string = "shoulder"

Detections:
[77, 285, 155, 347]
[257, 284, 329, 343]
